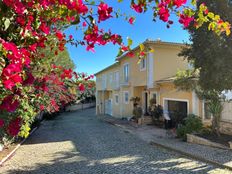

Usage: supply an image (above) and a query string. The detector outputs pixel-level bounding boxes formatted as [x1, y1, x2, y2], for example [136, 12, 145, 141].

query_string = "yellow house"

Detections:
[95, 40, 211, 124]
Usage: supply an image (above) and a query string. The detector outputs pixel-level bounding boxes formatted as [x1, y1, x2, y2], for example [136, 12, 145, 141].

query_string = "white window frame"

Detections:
[140, 58, 146, 71]
[123, 91, 129, 104]
[109, 73, 113, 84]
[114, 94, 119, 105]
[96, 76, 100, 84]
[123, 63, 129, 83]
[102, 74, 107, 89]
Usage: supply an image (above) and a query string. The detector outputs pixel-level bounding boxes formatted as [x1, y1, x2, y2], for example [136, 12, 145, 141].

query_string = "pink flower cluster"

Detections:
[7, 117, 21, 137]
[130, 0, 193, 28]
[98, 3, 113, 22]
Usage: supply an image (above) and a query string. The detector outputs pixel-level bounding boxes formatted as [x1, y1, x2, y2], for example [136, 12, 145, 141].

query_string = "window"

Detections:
[124, 91, 129, 104]
[96, 76, 100, 84]
[114, 71, 119, 88]
[109, 73, 113, 84]
[102, 74, 107, 89]
[123, 64, 129, 83]
[140, 58, 146, 71]
[115, 94, 119, 104]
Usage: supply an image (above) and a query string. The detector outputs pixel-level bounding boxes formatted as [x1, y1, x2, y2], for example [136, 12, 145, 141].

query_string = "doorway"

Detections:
[143, 92, 148, 115]
[164, 99, 188, 125]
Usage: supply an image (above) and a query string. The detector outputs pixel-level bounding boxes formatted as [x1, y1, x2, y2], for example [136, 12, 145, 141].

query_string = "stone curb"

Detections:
[149, 141, 232, 171]
[101, 117, 232, 171]
[0, 126, 38, 166]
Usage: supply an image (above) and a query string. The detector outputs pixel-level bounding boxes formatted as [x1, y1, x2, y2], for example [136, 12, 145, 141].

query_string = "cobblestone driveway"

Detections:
[0, 108, 231, 174]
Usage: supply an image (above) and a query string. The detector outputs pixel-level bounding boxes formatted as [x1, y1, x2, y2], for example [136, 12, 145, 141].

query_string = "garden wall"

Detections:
[66, 102, 96, 112]
[220, 121, 232, 135]
[220, 102, 232, 135]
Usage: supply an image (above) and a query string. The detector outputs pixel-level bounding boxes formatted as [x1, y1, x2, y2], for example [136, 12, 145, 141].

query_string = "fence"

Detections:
[66, 102, 96, 112]
[221, 102, 232, 123]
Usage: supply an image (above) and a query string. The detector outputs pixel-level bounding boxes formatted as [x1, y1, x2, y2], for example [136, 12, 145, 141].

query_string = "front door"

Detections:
[143, 92, 148, 115]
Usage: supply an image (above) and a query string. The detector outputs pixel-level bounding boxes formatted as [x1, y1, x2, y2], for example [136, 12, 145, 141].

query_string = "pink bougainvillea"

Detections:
[7, 117, 21, 137]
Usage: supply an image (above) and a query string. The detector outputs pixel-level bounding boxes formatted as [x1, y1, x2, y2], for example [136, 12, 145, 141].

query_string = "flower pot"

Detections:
[137, 118, 142, 125]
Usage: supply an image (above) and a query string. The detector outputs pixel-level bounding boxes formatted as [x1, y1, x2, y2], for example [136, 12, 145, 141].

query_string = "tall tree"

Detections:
[40, 46, 75, 70]
[180, 0, 232, 91]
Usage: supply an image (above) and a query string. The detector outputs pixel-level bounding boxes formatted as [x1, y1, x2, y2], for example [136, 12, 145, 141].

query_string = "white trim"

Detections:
[147, 52, 154, 89]
[163, 98, 190, 114]
[123, 91, 129, 104]
[114, 94, 119, 105]
[192, 91, 199, 115]
[202, 100, 205, 119]
[140, 58, 146, 71]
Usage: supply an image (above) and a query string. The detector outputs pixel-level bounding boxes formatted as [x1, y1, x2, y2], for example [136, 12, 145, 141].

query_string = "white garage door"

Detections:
[105, 99, 112, 116]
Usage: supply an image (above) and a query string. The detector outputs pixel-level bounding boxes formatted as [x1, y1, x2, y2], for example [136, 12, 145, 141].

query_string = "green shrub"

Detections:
[132, 106, 143, 119]
[176, 114, 203, 141]
[149, 105, 163, 121]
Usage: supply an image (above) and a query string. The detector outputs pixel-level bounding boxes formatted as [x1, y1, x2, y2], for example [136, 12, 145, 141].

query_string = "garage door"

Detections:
[105, 99, 112, 116]
[164, 99, 188, 125]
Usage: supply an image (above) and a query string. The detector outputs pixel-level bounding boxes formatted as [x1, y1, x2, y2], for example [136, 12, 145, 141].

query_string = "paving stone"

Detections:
[0, 109, 231, 174]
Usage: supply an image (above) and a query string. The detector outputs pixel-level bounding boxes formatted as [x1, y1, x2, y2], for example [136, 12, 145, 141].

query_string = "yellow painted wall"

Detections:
[150, 44, 188, 82]
[95, 64, 120, 91]
[159, 83, 193, 113]
[96, 74, 102, 90]
[119, 50, 147, 87]
[130, 54, 147, 87]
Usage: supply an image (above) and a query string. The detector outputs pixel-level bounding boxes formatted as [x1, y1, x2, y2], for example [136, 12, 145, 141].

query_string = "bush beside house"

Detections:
[177, 114, 203, 141]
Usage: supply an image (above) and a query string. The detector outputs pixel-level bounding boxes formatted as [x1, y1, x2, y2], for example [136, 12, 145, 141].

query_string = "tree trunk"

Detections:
[212, 114, 220, 136]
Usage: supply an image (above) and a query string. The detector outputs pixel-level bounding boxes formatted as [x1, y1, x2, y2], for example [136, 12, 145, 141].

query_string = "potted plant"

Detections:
[148, 98, 163, 124]
[130, 97, 143, 124]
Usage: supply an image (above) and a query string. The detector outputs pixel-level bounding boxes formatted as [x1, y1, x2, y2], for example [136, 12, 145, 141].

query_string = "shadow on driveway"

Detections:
[1, 108, 229, 174]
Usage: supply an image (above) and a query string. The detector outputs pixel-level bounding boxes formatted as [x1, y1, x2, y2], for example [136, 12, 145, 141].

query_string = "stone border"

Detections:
[187, 134, 230, 150]
[101, 117, 232, 171]
[0, 127, 38, 166]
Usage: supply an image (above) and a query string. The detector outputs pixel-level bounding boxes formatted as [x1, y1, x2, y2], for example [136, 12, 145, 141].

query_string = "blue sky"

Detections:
[65, 1, 190, 75]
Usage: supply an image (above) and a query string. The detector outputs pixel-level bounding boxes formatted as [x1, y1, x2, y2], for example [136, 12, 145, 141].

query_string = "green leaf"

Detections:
[139, 43, 145, 51]
[127, 37, 133, 47]
[207, 12, 214, 19]
[191, 0, 197, 6]
[4, 18, 10, 31]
